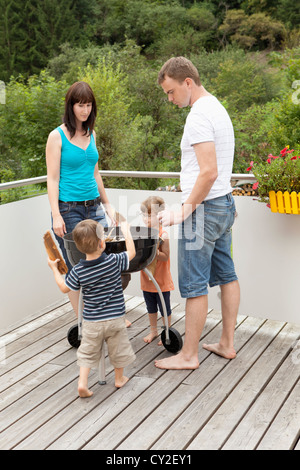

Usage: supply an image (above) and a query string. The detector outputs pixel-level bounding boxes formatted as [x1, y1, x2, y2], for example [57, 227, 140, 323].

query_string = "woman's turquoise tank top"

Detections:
[57, 126, 100, 201]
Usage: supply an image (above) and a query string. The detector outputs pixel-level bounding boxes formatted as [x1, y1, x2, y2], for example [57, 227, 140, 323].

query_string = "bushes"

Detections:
[0, 71, 68, 180]
[0, 42, 299, 197]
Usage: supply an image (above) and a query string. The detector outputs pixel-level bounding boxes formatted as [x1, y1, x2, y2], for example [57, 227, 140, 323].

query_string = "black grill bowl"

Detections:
[63, 226, 159, 273]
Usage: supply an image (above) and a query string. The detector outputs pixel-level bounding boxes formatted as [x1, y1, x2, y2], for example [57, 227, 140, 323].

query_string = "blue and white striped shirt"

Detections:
[66, 251, 129, 321]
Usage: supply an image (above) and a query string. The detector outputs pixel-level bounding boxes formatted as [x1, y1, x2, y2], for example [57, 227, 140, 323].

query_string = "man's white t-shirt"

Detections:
[180, 95, 234, 203]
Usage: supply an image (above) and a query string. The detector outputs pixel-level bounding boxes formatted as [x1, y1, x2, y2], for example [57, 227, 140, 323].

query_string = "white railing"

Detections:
[1, 172, 299, 335]
[0, 171, 256, 191]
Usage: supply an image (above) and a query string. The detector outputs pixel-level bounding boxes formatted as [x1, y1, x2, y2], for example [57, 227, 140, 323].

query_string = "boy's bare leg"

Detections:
[143, 313, 159, 343]
[78, 366, 93, 397]
[203, 280, 240, 359]
[155, 295, 208, 370]
[114, 367, 129, 388]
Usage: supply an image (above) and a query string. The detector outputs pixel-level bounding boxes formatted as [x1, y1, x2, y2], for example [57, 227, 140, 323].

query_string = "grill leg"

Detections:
[98, 349, 106, 385]
[143, 267, 170, 345]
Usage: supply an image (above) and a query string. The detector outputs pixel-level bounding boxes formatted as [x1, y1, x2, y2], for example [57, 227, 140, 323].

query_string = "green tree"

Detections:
[219, 9, 286, 50]
[0, 71, 68, 179]
[0, 0, 26, 81]
[0, 0, 95, 80]
[212, 55, 281, 112]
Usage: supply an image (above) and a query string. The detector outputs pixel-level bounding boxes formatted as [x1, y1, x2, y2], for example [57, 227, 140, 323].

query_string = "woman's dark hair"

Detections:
[63, 81, 97, 138]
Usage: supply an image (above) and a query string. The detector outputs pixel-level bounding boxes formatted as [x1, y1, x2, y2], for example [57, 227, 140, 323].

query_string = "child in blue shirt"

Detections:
[48, 219, 136, 397]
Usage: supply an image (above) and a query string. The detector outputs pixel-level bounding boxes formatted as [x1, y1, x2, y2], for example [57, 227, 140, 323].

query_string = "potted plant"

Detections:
[247, 146, 300, 214]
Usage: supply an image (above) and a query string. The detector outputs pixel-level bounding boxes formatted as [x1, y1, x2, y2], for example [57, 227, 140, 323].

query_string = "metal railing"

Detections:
[0, 171, 256, 191]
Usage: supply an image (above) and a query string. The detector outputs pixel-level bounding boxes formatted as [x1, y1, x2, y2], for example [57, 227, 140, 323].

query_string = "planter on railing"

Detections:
[269, 190, 300, 214]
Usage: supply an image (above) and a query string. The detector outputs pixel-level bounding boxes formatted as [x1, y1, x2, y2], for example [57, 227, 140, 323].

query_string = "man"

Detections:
[155, 57, 240, 370]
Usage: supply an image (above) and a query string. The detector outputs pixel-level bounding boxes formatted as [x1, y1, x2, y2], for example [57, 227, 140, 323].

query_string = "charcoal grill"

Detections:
[63, 226, 182, 384]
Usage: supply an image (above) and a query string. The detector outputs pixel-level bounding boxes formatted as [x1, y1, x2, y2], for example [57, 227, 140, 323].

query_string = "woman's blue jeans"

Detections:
[52, 201, 108, 276]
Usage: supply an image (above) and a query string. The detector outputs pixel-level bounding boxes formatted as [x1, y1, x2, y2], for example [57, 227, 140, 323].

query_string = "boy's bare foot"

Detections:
[115, 376, 129, 388]
[125, 319, 131, 328]
[202, 342, 236, 359]
[143, 330, 158, 343]
[78, 384, 93, 398]
[154, 352, 199, 370]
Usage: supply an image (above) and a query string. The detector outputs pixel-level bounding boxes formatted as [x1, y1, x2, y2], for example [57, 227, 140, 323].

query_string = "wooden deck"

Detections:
[0, 295, 299, 451]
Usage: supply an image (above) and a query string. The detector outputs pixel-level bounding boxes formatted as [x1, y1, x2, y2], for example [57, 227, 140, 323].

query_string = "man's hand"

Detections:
[158, 210, 184, 227]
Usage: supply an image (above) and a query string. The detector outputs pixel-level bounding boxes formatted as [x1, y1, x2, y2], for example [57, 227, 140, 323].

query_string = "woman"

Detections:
[46, 81, 115, 315]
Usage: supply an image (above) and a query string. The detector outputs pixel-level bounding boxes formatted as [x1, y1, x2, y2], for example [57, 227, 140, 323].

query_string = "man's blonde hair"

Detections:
[73, 219, 104, 254]
[157, 56, 201, 86]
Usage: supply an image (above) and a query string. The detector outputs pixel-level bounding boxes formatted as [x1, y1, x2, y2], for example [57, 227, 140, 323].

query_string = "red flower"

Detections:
[291, 156, 297, 160]
[280, 147, 288, 156]
[280, 147, 294, 156]
[246, 161, 254, 172]
[253, 182, 259, 190]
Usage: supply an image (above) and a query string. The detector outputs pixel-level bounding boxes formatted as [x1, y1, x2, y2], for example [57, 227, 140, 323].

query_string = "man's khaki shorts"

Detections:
[77, 317, 136, 369]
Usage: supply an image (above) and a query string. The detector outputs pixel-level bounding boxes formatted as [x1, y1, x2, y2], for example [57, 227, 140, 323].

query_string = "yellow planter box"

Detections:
[269, 190, 300, 214]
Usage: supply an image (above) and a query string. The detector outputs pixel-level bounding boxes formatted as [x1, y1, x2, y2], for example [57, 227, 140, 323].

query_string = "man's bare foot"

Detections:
[78, 384, 93, 398]
[154, 352, 199, 370]
[143, 330, 158, 343]
[202, 342, 236, 359]
[115, 375, 129, 388]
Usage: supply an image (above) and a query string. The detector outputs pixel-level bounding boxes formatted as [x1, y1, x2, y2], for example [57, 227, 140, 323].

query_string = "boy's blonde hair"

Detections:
[73, 219, 104, 254]
[141, 196, 165, 215]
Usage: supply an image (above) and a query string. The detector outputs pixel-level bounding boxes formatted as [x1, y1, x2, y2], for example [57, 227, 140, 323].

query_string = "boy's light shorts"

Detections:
[77, 317, 136, 369]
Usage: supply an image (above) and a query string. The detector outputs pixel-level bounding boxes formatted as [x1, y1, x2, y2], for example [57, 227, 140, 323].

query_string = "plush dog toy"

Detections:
[43, 230, 68, 274]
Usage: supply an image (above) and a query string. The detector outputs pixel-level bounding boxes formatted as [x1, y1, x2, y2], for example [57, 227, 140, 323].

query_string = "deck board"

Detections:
[0, 296, 299, 451]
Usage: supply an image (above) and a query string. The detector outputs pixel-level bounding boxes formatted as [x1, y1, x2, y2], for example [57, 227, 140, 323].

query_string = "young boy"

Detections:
[140, 196, 174, 344]
[48, 219, 136, 397]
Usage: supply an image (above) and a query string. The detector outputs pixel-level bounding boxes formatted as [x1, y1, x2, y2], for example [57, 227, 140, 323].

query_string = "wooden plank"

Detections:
[2, 303, 184, 450]
[187, 323, 300, 450]
[46, 307, 190, 450]
[16, 376, 154, 450]
[257, 379, 300, 450]
[151, 320, 285, 450]
[0, 298, 69, 337]
[223, 338, 300, 449]
[0, 363, 65, 412]
[116, 316, 263, 450]
[27, 307, 187, 450]
[82, 370, 192, 450]
[182, 314, 259, 387]
[0, 363, 79, 447]
[0, 326, 75, 390]
[1, 296, 298, 451]
[1, 307, 75, 361]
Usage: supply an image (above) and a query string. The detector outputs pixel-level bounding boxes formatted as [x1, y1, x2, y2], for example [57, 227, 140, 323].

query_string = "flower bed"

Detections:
[247, 146, 300, 208]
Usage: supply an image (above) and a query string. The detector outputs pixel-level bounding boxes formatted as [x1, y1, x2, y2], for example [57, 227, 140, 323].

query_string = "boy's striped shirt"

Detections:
[66, 251, 129, 321]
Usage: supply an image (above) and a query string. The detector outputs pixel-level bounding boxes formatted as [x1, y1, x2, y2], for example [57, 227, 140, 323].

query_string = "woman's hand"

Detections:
[52, 214, 66, 238]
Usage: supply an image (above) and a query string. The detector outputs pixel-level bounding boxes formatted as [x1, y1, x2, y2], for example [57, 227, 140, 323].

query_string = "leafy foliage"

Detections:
[0, 0, 300, 203]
